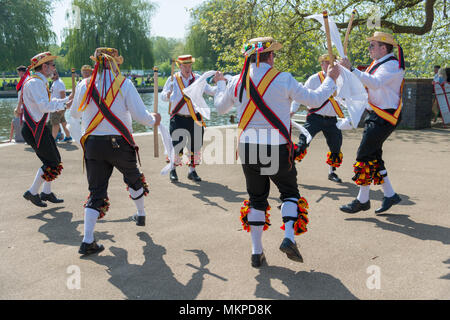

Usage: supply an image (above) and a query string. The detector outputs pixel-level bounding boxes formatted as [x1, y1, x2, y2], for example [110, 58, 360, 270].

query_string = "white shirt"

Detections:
[161, 71, 216, 115]
[22, 72, 68, 122]
[71, 70, 155, 136]
[291, 72, 338, 117]
[50, 78, 66, 100]
[214, 62, 337, 144]
[352, 53, 405, 110]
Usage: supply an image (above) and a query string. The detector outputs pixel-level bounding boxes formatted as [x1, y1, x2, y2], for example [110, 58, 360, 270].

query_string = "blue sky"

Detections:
[51, 0, 206, 44]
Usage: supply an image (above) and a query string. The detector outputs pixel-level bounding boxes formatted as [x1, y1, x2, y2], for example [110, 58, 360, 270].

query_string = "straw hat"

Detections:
[29, 52, 58, 69]
[318, 54, 336, 63]
[90, 47, 124, 65]
[366, 31, 398, 47]
[242, 37, 282, 56]
[81, 65, 93, 72]
[176, 55, 195, 65]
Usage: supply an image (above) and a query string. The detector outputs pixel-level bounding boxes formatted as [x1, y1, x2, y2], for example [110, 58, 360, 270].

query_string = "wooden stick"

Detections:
[343, 9, 357, 56]
[323, 11, 334, 65]
[153, 66, 159, 157]
[71, 68, 76, 95]
[167, 58, 175, 115]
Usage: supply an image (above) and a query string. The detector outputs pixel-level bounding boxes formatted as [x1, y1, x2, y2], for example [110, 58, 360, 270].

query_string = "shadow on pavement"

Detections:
[27, 206, 115, 246]
[441, 258, 450, 280]
[254, 265, 358, 300]
[171, 180, 247, 211]
[300, 181, 415, 206]
[345, 214, 450, 245]
[85, 232, 227, 299]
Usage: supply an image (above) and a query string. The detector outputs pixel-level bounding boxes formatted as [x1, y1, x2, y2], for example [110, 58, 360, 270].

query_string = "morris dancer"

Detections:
[161, 55, 216, 183]
[20, 52, 73, 207]
[71, 48, 161, 255]
[214, 37, 339, 267]
[291, 53, 345, 183]
[339, 31, 405, 214]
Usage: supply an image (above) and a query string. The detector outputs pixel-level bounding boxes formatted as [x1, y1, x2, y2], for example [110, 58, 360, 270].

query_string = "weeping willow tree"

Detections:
[0, 0, 56, 71]
[64, 0, 155, 70]
[188, 0, 449, 78]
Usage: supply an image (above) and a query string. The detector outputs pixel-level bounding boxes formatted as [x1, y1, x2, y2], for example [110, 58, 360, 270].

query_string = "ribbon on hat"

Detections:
[78, 53, 123, 112]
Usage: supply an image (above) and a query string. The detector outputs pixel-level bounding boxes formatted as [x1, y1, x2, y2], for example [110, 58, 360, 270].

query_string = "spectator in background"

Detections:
[9, 109, 25, 143]
[49, 71, 72, 142]
[81, 65, 93, 79]
[432, 67, 447, 122]
[432, 65, 441, 84]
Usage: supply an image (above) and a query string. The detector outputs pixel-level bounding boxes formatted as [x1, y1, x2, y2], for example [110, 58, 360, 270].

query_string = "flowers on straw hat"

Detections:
[176, 55, 196, 65]
[29, 52, 58, 69]
[90, 47, 124, 65]
[318, 54, 336, 63]
[366, 31, 398, 47]
[241, 36, 283, 56]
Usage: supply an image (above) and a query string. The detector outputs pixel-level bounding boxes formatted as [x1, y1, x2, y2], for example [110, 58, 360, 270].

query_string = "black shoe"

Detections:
[132, 214, 146, 226]
[375, 193, 401, 214]
[187, 170, 202, 182]
[170, 169, 178, 182]
[340, 199, 371, 213]
[23, 190, 47, 207]
[328, 172, 342, 183]
[78, 241, 104, 255]
[279, 238, 303, 263]
[40, 192, 64, 203]
[251, 252, 266, 268]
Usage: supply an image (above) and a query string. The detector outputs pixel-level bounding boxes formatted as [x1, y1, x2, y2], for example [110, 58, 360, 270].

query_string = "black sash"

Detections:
[248, 78, 293, 149]
[170, 76, 196, 117]
[90, 86, 136, 148]
[23, 105, 48, 148]
[367, 56, 398, 75]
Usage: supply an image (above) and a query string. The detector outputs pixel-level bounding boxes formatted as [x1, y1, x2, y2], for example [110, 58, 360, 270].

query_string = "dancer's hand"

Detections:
[152, 112, 161, 126]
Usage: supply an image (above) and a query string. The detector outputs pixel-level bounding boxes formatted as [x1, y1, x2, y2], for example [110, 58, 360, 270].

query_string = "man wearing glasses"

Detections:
[20, 52, 74, 207]
[339, 32, 405, 214]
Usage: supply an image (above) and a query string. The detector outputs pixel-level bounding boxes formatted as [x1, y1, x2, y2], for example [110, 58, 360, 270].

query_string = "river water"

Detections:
[0, 93, 238, 141]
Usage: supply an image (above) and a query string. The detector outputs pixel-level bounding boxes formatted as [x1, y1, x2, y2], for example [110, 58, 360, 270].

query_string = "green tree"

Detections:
[189, 0, 449, 78]
[152, 36, 185, 64]
[64, 0, 156, 70]
[0, 0, 56, 71]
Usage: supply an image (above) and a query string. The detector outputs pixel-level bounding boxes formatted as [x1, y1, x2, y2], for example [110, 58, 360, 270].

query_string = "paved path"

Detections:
[0, 126, 449, 299]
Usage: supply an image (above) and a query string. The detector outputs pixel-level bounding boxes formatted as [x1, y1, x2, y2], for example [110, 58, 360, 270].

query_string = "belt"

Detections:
[308, 113, 336, 119]
[88, 135, 124, 140]
[367, 108, 396, 115]
[176, 114, 192, 118]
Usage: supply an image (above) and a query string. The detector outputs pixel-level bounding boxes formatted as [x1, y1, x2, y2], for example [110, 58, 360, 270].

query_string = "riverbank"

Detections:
[0, 87, 163, 98]
[0, 125, 449, 299]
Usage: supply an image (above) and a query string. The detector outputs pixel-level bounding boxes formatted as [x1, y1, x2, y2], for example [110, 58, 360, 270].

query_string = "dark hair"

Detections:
[446, 68, 450, 82]
[249, 51, 272, 63]
[378, 42, 393, 53]
[34, 65, 43, 72]
[434, 65, 441, 69]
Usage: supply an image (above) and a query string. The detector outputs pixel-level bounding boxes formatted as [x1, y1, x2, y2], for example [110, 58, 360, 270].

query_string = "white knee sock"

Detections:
[189, 167, 195, 173]
[83, 207, 99, 244]
[29, 168, 45, 195]
[281, 198, 298, 243]
[42, 181, 52, 194]
[380, 170, 395, 197]
[248, 208, 265, 255]
[129, 187, 146, 216]
[329, 166, 335, 174]
[357, 185, 370, 203]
